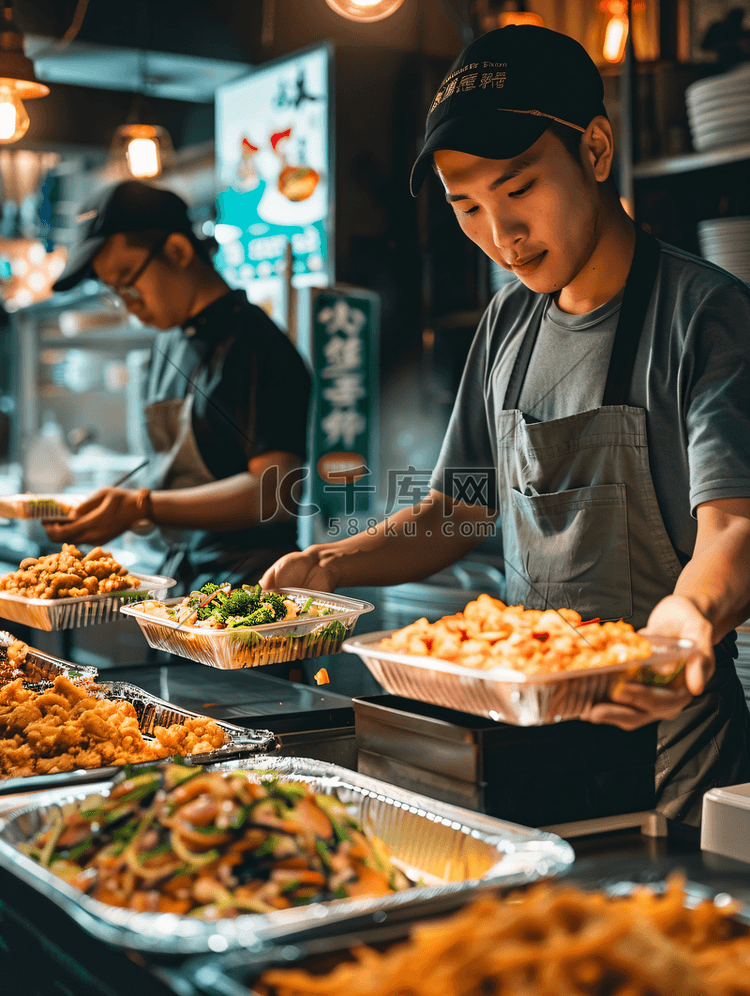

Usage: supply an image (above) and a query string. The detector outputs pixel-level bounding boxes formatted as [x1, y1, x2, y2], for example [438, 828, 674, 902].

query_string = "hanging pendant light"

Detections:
[588, 0, 656, 66]
[324, 0, 405, 24]
[109, 2, 172, 180]
[0, 2, 49, 144]
[110, 120, 173, 179]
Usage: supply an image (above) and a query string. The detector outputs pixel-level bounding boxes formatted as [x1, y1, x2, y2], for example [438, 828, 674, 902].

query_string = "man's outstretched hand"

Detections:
[581, 594, 714, 730]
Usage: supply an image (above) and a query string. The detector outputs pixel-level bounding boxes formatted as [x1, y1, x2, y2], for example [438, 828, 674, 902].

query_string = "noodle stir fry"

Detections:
[19, 764, 411, 917]
[258, 875, 750, 996]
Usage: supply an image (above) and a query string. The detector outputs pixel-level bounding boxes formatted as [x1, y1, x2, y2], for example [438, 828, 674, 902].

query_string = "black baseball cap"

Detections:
[53, 180, 194, 292]
[410, 25, 606, 196]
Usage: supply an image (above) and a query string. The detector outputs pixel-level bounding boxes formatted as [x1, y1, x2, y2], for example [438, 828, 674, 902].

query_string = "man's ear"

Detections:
[581, 115, 615, 184]
[161, 232, 195, 269]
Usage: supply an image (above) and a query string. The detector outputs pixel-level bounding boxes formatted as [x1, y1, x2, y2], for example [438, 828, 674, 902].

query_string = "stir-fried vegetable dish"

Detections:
[18, 764, 411, 918]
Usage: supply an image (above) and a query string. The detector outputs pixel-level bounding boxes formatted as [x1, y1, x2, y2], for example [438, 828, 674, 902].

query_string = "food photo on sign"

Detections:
[213, 43, 333, 330]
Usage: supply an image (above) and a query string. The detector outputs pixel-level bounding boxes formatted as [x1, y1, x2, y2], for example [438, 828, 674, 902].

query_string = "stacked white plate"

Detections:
[697, 216, 750, 283]
[685, 63, 750, 151]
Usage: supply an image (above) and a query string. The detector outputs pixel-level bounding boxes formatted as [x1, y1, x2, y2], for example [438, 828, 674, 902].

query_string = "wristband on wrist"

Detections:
[134, 488, 153, 520]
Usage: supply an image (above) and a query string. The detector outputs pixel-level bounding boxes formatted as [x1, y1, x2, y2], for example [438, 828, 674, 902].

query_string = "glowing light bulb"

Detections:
[126, 136, 161, 178]
[111, 122, 170, 178]
[603, 13, 629, 62]
[499, 12, 545, 27]
[324, 0, 405, 22]
[0, 89, 29, 143]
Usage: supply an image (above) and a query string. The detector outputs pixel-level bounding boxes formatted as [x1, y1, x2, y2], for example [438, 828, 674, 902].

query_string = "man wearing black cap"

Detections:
[262, 25, 750, 825]
[46, 180, 311, 592]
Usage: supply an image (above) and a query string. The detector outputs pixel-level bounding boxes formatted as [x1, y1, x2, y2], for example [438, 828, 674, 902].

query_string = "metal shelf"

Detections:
[634, 141, 750, 179]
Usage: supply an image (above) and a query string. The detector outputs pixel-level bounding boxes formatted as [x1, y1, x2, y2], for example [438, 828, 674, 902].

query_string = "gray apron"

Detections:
[139, 377, 295, 593]
[496, 228, 750, 825]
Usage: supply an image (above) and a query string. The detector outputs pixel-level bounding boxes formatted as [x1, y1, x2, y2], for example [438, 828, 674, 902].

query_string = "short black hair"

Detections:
[546, 119, 585, 161]
[123, 228, 218, 267]
[546, 118, 619, 195]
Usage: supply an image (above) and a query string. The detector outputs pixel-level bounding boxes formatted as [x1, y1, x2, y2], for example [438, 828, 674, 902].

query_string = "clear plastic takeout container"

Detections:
[0, 573, 176, 631]
[120, 588, 374, 669]
[0, 680, 278, 797]
[0, 756, 574, 954]
[343, 630, 694, 726]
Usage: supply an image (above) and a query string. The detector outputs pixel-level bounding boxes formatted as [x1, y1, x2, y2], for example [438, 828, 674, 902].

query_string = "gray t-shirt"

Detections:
[431, 241, 750, 566]
[517, 288, 623, 422]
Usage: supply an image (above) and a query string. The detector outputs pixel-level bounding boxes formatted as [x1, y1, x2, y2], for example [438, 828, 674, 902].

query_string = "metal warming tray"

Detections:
[120, 588, 374, 669]
[182, 872, 750, 996]
[0, 681, 279, 796]
[0, 630, 99, 688]
[343, 630, 693, 726]
[0, 573, 176, 631]
[0, 756, 574, 954]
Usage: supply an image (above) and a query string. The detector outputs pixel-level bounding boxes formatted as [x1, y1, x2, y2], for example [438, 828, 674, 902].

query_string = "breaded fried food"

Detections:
[0, 638, 29, 684]
[0, 544, 140, 599]
[6, 639, 28, 665]
[0, 675, 226, 777]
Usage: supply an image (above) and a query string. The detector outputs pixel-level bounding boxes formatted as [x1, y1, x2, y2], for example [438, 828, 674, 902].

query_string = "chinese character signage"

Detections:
[214, 43, 333, 329]
[311, 287, 379, 519]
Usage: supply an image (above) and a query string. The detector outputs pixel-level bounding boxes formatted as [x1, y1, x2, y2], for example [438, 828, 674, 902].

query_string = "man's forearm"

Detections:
[315, 494, 497, 588]
[149, 473, 287, 531]
[675, 514, 750, 641]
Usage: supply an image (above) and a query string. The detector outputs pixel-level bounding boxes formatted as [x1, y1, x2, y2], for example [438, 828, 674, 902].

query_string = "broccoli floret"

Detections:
[199, 582, 221, 595]
[213, 588, 254, 622]
[228, 606, 276, 628]
[260, 590, 287, 621]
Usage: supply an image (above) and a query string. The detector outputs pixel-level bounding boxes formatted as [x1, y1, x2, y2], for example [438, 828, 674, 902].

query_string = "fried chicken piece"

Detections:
[6, 639, 28, 666]
[0, 673, 226, 778]
[35, 754, 77, 774]
[0, 544, 140, 599]
[0, 701, 42, 734]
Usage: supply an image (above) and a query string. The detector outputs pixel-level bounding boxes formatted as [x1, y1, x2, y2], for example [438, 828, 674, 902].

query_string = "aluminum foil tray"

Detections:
[0, 573, 177, 631]
[120, 588, 374, 669]
[0, 756, 573, 954]
[343, 630, 694, 726]
[182, 872, 750, 996]
[0, 680, 278, 797]
[0, 630, 99, 688]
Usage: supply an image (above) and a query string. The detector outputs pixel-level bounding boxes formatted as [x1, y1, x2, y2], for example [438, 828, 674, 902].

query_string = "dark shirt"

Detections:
[145, 289, 311, 478]
[143, 289, 311, 583]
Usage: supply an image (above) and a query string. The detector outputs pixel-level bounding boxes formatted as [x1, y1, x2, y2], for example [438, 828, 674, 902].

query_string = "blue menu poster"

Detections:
[214, 43, 334, 329]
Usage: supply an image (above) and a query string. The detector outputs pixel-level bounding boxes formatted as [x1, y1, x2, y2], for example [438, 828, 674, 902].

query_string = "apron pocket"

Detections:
[504, 483, 632, 621]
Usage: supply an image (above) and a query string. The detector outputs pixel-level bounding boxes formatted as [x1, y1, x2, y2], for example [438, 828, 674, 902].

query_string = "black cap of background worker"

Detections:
[410, 25, 607, 196]
[52, 180, 194, 292]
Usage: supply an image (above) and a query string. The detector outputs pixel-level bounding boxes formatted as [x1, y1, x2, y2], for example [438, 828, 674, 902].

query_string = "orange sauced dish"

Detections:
[379, 594, 653, 675]
[18, 764, 412, 918]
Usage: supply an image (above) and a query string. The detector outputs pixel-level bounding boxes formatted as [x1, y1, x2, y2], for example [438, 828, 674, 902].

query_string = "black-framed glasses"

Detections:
[108, 233, 171, 301]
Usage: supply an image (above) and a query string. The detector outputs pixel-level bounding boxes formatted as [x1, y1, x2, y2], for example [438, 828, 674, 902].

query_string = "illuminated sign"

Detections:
[215, 43, 334, 328]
